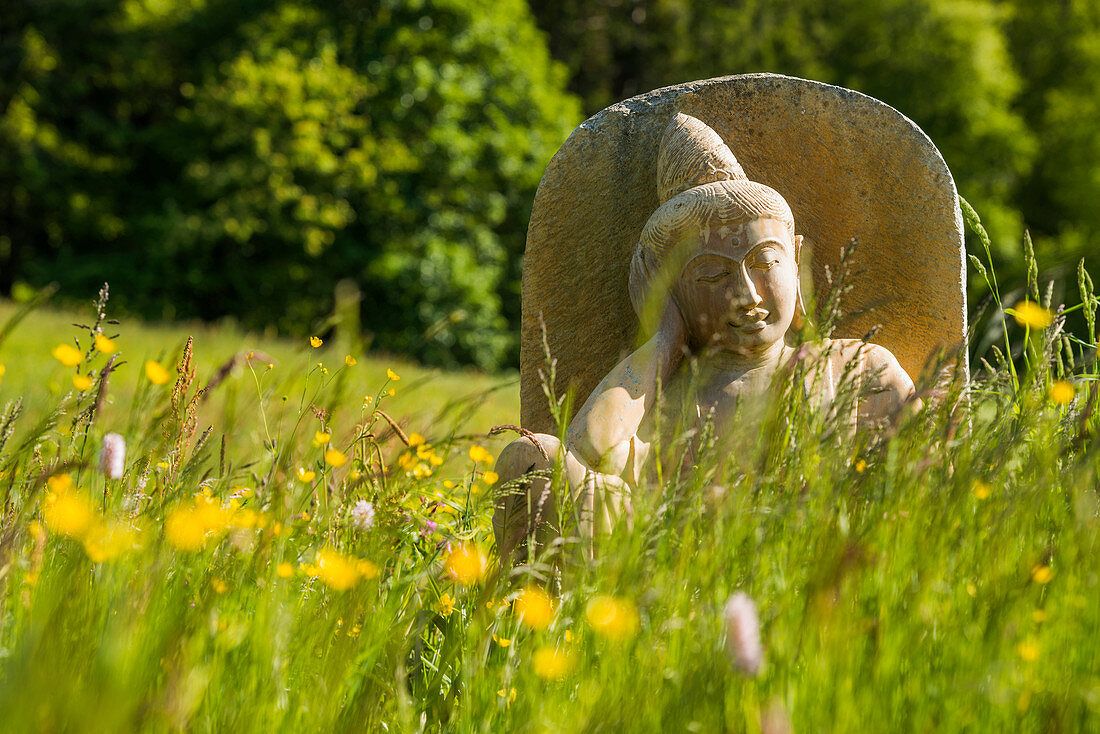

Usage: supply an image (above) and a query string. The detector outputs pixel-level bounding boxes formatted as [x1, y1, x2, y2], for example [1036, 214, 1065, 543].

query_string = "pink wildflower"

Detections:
[99, 433, 126, 479]
[724, 592, 763, 675]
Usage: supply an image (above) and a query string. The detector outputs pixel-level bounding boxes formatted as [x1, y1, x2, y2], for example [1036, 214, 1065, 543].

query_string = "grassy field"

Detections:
[1, 253, 1099, 732]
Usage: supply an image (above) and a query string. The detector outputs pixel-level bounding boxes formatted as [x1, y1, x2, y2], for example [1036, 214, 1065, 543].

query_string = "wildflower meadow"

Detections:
[1, 207, 1099, 732]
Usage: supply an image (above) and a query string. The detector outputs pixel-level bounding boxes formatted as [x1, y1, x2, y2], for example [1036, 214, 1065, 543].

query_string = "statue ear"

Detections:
[791, 234, 808, 331]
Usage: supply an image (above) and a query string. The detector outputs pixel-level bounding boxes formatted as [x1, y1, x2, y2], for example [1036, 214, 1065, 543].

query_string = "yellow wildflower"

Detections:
[853, 459, 866, 473]
[345, 355, 357, 366]
[164, 506, 207, 551]
[0, 363, 5, 382]
[325, 449, 348, 467]
[314, 431, 332, 446]
[73, 374, 93, 391]
[82, 520, 139, 562]
[310, 336, 323, 348]
[408, 433, 425, 447]
[387, 388, 396, 397]
[52, 343, 82, 367]
[386, 368, 400, 381]
[468, 445, 493, 464]
[44, 490, 95, 537]
[1049, 380, 1075, 405]
[145, 361, 170, 385]
[297, 468, 316, 482]
[564, 630, 575, 643]
[1012, 301, 1053, 329]
[438, 592, 456, 617]
[532, 646, 573, 680]
[428, 454, 444, 467]
[493, 634, 512, 647]
[483, 470, 499, 485]
[29, 520, 46, 540]
[315, 547, 359, 591]
[94, 333, 116, 354]
[47, 473, 73, 493]
[357, 560, 380, 579]
[443, 480, 455, 489]
[972, 479, 991, 500]
[276, 562, 295, 578]
[585, 595, 640, 640]
[497, 687, 517, 704]
[1017, 639, 1040, 662]
[444, 542, 487, 585]
[211, 578, 228, 594]
[1033, 609, 1048, 623]
[1031, 565, 1054, 584]
[966, 583, 977, 597]
[514, 586, 555, 630]
[193, 495, 231, 532]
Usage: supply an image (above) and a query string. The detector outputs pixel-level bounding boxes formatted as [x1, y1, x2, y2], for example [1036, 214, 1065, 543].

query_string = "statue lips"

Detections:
[730, 309, 769, 333]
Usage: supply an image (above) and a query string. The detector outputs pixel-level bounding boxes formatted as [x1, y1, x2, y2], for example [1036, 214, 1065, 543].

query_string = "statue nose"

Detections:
[727, 263, 762, 310]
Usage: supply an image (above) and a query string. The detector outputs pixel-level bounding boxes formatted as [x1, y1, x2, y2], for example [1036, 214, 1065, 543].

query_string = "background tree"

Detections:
[0, 0, 580, 369]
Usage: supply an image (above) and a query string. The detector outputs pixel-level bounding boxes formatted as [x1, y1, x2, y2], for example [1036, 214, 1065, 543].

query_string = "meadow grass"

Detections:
[1, 223, 1099, 732]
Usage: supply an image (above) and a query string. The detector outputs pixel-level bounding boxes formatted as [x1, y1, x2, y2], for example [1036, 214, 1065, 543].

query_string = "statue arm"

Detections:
[566, 303, 686, 481]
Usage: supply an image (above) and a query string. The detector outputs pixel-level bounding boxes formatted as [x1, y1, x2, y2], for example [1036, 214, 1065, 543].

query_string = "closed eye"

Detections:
[750, 259, 779, 271]
[696, 271, 729, 283]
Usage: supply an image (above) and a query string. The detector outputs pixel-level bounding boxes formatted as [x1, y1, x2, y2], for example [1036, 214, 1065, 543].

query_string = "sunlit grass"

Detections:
[1, 233, 1099, 732]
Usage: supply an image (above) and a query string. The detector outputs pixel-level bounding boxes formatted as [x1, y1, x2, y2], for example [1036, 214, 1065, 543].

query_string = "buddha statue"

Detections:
[494, 113, 918, 564]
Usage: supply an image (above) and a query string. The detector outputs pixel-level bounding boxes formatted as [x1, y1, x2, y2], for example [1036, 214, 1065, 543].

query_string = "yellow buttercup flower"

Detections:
[276, 562, 295, 578]
[0, 363, 6, 382]
[52, 343, 82, 367]
[325, 449, 348, 467]
[1017, 639, 1040, 662]
[468, 445, 493, 464]
[72, 374, 93, 391]
[47, 473, 73, 493]
[386, 368, 400, 381]
[94, 333, 116, 354]
[532, 646, 573, 680]
[853, 459, 866, 473]
[1049, 380, 1075, 405]
[444, 542, 487, 585]
[310, 336, 323, 348]
[386, 388, 396, 397]
[297, 468, 316, 482]
[145, 360, 170, 385]
[44, 490, 96, 537]
[164, 505, 207, 551]
[972, 479, 991, 500]
[313, 431, 332, 446]
[345, 355, 357, 366]
[585, 595, 639, 640]
[1012, 301, 1053, 329]
[81, 520, 139, 563]
[315, 547, 359, 590]
[408, 432, 425, 447]
[483, 471, 499, 485]
[438, 592, 455, 617]
[514, 586, 555, 630]
[1030, 565, 1054, 584]
[493, 634, 512, 647]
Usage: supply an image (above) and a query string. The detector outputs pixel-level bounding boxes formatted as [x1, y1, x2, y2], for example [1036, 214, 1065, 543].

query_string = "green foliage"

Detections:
[530, 0, 1035, 257]
[0, 0, 580, 369]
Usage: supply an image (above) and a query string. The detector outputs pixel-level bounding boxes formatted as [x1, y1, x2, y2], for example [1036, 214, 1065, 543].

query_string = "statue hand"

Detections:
[653, 297, 688, 384]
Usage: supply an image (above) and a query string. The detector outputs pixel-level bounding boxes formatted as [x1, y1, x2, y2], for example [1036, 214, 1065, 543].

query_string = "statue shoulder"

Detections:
[819, 338, 917, 416]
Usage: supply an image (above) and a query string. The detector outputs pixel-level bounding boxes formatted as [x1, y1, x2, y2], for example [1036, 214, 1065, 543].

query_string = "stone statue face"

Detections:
[674, 217, 800, 353]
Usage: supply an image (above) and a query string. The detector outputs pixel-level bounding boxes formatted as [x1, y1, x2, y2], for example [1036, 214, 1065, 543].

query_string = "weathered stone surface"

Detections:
[521, 73, 966, 432]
